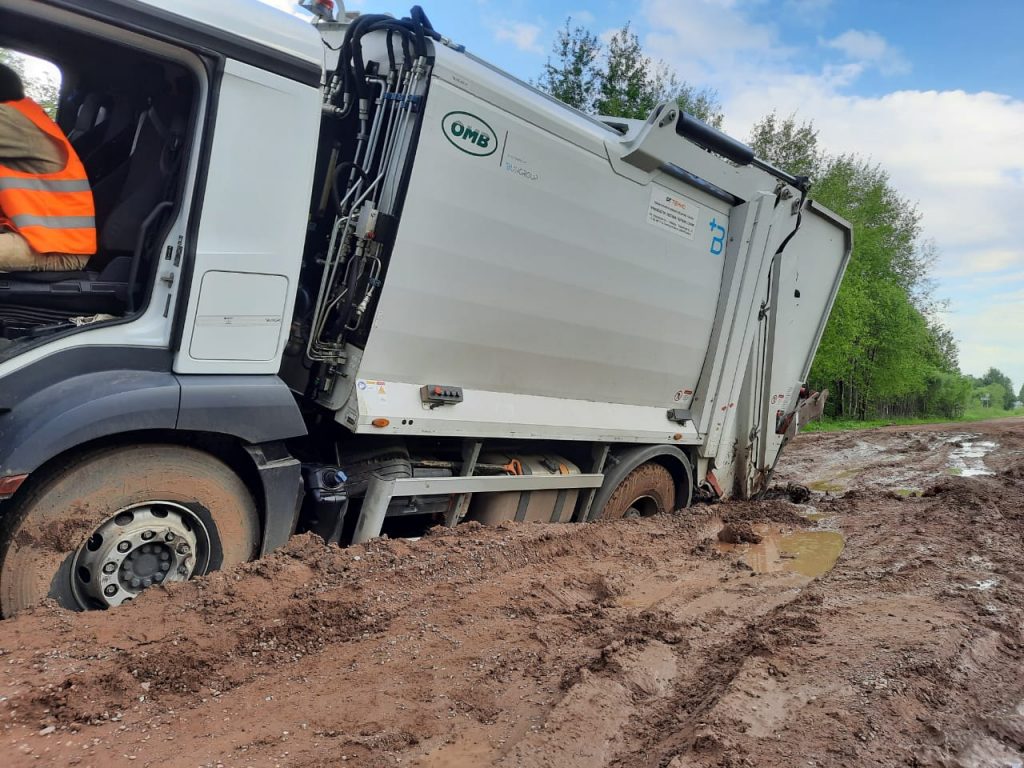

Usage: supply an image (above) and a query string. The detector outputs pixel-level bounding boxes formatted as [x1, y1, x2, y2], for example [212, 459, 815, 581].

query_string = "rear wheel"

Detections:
[598, 462, 678, 520]
[0, 444, 259, 616]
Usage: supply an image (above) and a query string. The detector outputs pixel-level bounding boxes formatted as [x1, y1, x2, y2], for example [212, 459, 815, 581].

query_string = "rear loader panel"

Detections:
[752, 201, 852, 481]
[711, 200, 852, 497]
[350, 76, 731, 442]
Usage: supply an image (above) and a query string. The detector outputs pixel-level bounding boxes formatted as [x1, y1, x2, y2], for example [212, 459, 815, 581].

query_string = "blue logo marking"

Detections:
[709, 217, 726, 255]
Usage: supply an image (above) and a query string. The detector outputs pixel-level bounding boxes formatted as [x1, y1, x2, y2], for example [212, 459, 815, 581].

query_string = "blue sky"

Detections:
[264, 0, 1024, 393]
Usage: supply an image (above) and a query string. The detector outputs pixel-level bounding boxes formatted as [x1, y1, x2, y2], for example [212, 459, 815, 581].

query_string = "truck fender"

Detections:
[0, 369, 180, 479]
[175, 375, 307, 444]
[587, 445, 693, 521]
[0, 371, 308, 480]
[0, 348, 307, 557]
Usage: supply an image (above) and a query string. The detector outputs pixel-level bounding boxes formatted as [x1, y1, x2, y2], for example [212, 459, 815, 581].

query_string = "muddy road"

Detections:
[1, 418, 1023, 767]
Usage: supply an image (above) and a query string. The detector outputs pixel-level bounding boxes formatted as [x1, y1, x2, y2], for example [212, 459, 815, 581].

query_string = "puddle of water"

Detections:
[947, 437, 997, 477]
[807, 467, 859, 494]
[717, 524, 844, 579]
[793, 504, 828, 522]
[959, 468, 995, 477]
[807, 480, 845, 493]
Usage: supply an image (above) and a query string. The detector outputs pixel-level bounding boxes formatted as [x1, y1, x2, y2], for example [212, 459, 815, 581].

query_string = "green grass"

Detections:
[804, 407, 1024, 433]
[960, 405, 1024, 421]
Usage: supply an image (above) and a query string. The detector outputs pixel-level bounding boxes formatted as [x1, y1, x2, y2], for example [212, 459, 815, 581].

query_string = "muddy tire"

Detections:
[0, 444, 259, 616]
[597, 462, 677, 520]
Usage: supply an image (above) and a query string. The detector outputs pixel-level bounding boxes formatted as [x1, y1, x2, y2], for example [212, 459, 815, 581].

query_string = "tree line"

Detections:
[537, 19, 1019, 422]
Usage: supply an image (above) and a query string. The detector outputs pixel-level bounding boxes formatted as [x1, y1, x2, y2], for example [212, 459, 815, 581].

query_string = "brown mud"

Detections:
[1, 417, 1023, 767]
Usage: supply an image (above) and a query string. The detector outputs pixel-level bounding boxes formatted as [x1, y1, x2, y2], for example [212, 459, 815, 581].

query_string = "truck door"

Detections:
[172, 59, 322, 375]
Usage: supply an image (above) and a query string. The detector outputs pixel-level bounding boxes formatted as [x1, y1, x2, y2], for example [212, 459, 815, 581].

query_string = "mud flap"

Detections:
[243, 443, 304, 557]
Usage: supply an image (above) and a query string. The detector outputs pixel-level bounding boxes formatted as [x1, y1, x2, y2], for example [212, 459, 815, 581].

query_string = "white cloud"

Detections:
[955, 294, 1024, 385]
[643, 0, 783, 78]
[569, 10, 596, 25]
[493, 20, 545, 54]
[783, 0, 833, 31]
[937, 249, 1024, 278]
[824, 29, 910, 75]
[725, 86, 1024, 251]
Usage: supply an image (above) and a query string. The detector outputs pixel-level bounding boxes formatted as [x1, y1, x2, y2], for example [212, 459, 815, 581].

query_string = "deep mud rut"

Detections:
[2, 417, 1024, 767]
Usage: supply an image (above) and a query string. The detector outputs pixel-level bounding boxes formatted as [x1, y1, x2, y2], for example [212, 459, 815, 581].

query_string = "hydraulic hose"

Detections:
[331, 160, 370, 216]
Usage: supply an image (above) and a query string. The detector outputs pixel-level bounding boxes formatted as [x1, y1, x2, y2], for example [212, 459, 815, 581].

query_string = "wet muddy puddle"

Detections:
[793, 503, 829, 522]
[947, 436, 998, 477]
[807, 469, 857, 493]
[717, 524, 845, 579]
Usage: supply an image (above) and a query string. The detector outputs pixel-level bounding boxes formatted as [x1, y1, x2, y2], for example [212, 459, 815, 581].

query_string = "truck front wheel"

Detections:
[0, 444, 259, 616]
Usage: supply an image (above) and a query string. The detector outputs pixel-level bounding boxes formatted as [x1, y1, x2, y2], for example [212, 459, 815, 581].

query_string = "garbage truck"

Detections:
[0, 0, 851, 615]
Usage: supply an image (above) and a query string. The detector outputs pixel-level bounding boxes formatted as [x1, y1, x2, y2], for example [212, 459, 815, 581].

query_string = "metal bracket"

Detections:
[666, 408, 692, 425]
[352, 471, 606, 543]
[445, 439, 482, 528]
[574, 444, 610, 522]
[351, 476, 395, 545]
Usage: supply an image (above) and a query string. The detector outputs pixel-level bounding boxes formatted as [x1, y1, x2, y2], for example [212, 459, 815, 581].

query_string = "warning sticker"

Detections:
[357, 379, 388, 404]
[673, 387, 695, 408]
[647, 185, 700, 240]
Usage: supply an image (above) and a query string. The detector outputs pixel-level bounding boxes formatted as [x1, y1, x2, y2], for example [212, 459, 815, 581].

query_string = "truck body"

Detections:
[0, 0, 850, 614]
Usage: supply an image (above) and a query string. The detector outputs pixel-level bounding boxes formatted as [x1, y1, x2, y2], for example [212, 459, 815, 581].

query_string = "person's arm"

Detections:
[0, 104, 65, 173]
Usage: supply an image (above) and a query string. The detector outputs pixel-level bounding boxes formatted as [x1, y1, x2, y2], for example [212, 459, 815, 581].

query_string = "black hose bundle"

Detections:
[315, 6, 442, 349]
[330, 6, 439, 116]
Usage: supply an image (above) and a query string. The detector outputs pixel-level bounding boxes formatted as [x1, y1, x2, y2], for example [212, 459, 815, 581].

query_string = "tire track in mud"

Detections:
[424, 529, 820, 768]
[607, 587, 823, 767]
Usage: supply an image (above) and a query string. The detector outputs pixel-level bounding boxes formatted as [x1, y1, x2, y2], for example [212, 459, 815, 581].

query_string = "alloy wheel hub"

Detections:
[73, 502, 208, 608]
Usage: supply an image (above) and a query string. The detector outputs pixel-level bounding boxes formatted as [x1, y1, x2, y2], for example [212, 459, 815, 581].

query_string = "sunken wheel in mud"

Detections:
[0, 445, 259, 616]
[598, 462, 677, 520]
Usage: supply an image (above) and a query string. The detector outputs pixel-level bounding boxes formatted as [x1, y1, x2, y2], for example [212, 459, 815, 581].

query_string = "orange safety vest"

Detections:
[0, 98, 96, 256]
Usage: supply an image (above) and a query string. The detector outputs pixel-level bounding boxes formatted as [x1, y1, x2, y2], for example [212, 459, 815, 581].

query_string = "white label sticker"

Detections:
[196, 314, 282, 327]
[357, 379, 388, 404]
[647, 185, 700, 240]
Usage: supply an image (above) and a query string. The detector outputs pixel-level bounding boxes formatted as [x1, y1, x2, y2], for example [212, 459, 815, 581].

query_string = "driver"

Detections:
[0, 61, 95, 271]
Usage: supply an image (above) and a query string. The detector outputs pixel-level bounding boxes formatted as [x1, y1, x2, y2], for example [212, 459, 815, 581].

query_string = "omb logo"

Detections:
[441, 111, 497, 157]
